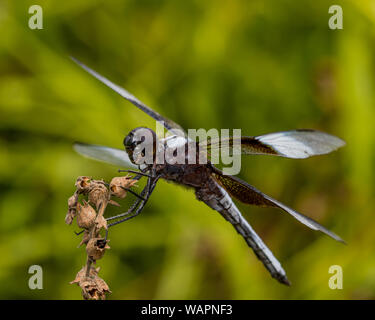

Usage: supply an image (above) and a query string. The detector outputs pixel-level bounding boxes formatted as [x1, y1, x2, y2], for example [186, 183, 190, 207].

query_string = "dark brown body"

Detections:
[156, 160, 225, 208]
[156, 162, 212, 188]
[154, 140, 219, 196]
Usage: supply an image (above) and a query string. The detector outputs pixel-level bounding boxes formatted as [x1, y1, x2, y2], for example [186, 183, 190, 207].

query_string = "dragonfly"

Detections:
[71, 57, 346, 285]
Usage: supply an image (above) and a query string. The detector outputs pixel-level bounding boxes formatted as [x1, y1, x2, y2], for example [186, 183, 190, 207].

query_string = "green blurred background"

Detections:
[0, 0, 374, 299]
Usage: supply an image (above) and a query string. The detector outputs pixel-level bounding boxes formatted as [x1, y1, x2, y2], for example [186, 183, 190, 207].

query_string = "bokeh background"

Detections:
[0, 0, 374, 299]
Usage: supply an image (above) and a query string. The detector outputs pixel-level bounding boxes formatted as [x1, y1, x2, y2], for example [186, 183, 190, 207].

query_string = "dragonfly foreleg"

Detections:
[106, 185, 148, 222]
[119, 186, 146, 201]
[118, 169, 152, 178]
[107, 175, 159, 229]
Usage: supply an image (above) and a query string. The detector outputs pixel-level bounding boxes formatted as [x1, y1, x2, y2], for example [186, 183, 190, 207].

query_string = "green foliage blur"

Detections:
[0, 0, 374, 299]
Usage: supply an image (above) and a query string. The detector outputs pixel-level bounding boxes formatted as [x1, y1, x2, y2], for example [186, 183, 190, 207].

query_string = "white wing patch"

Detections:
[257, 130, 346, 159]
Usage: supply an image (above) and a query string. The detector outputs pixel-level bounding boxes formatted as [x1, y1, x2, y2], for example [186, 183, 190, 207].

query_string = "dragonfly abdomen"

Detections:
[195, 178, 290, 285]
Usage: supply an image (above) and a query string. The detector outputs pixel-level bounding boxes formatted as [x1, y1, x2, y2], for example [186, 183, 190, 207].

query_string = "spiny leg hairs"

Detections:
[65, 175, 138, 300]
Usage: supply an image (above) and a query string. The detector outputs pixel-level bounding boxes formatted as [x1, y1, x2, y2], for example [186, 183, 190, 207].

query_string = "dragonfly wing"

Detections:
[70, 57, 187, 137]
[212, 167, 345, 243]
[74, 142, 137, 169]
[203, 129, 345, 159]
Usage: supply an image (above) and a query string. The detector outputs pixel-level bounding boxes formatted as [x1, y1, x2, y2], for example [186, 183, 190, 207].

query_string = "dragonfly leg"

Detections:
[106, 168, 153, 222]
[103, 186, 148, 241]
[118, 169, 152, 178]
[73, 185, 143, 236]
[107, 175, 159, 229]
[106, 185, 148, 222]
[119, 186, 146, 201]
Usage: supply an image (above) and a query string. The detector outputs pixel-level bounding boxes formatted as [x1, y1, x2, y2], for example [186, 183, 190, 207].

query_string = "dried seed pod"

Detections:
[88, 183, 109, 212]
[76, 200, 96, 229]
[65, 211, 74, 225]
[110, 184, 127, 199]
[70, 266, 110, 300]
[75, 176, 92, 194]
[110, 175, 138, 199]
[95, 214, 107, 230]
[65, 193, 79, 225]
[68, 194, 78, 207]
[86, 238, 110, 260]
[80, 275, 111, 300]
[91, 276, 111, 299]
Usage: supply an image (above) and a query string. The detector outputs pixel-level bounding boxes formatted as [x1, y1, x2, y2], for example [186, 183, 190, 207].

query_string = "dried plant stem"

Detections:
[85, 257, 93, 278]
[66, 175, 138, 300]
[85, 203, 102, 278]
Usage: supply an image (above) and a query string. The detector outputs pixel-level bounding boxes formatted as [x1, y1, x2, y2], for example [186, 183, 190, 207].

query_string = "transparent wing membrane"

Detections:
[70, 57, 187, 137]
[74, 142, 137, 169]
[212, 167, 345, 243]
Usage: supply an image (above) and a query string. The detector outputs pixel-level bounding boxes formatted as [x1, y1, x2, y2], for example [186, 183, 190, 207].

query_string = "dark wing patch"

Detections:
[70, 57, 187, 137]
[212, 169, 277, 207]
[212, 167, 345, 243]
[202, 136, 278, 156]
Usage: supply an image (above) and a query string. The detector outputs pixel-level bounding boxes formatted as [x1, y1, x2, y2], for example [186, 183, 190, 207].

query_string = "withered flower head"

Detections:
[95, 214, 108, 231]
[88, 182, 109, 212]
[65, 193, 79, 225]
[70, 266, 111, 300]
[75, 176, 92, 193]
[80, 277, 111, 300]
[76, 200, 96, 229]
[86, 238, 110, 261]
[78, 228, 101, 248]
[110, 175, 138, 199]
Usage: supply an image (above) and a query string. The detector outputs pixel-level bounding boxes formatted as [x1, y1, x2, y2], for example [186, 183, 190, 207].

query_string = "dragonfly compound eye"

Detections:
[123, 134, 133, 148]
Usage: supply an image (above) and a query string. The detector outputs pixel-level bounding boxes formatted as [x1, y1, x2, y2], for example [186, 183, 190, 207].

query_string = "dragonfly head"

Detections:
[124, 127, 157, 166]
